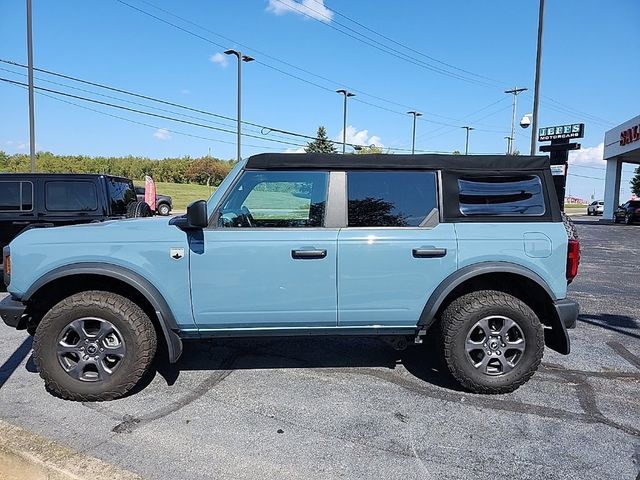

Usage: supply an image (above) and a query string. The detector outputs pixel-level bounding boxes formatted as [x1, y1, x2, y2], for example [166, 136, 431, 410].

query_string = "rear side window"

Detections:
[107, 178, 137, 215]
[0, 181, 33, 211]
[347, 171, 438, 227]
[45, 181, 98, 212]
[458, 175, 545, 216]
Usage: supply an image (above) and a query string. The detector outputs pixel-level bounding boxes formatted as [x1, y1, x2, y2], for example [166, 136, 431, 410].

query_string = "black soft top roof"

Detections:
[246, 153, 550, 171]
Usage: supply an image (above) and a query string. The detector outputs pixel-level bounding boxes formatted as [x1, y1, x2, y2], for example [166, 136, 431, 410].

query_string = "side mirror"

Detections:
[170, 200, 208, 230]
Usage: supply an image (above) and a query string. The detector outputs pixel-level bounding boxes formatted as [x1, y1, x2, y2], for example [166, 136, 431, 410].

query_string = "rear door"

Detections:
[337, 170, 457, 327]
[40, 178, 104, 225]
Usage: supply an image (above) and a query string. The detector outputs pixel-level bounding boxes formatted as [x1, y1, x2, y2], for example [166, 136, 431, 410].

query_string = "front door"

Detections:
[190, 170, 338, 330]
[337, 170, 458, 327]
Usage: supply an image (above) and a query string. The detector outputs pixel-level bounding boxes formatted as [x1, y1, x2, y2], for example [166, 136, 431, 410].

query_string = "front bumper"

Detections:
[0, 295, 26, 328]
[553, 298, 579, 329]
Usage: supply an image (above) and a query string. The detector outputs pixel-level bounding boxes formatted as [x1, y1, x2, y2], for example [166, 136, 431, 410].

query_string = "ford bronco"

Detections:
[0, 153, 580, 400]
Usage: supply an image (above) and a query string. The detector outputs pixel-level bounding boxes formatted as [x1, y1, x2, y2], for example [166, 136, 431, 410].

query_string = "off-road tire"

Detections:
[32, 291, 157, 401]
[157, 203, 171, 216]
[126, 201, 153, 218]
[441, 290, 544, 394]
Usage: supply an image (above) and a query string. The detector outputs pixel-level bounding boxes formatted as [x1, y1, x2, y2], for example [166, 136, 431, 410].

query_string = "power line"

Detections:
[306, 0, 505, 86]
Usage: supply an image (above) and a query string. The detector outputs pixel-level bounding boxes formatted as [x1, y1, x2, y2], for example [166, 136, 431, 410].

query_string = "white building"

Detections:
[603, 115, 640, 220]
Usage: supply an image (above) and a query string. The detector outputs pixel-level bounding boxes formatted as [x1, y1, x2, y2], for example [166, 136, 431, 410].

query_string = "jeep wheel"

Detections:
[441, 290, 544, 394]
[32, 291, 157, 401]
[157, 203, 171, 216]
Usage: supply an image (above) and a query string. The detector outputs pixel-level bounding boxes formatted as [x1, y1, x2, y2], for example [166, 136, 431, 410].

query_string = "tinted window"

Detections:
[347, 171, 438, 227]
[21, 182, 33, 210]
[108, 178, 136, 215]
[629, 201, 640, 208]
[458, 175, 545, 216]
[218, 171, 328, 228]
[46, 181, 98, 212]
[0, 182, 20, 211]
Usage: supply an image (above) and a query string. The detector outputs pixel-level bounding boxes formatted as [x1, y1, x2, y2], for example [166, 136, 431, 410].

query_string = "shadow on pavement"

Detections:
[0, 336, 33, 389]
[579, 313, 640, 341]
[132, 335, 464, 394]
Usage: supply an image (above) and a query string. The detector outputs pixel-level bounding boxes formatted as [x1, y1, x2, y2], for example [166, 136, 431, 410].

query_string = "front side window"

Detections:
[218, 170, 328, 228]
[46, 181, 98, 212]
[458, 175, 545, 216]
[347, 171, 438, 227]
[107, 178, 137, 215]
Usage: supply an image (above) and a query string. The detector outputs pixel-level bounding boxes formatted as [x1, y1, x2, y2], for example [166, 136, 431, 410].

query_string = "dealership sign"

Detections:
[538, 123, 584, 142]
[619, 124, 640, 146]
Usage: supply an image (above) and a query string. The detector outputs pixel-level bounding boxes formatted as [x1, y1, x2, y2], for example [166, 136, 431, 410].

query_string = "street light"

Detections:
[530, 0, 545, 156]
[224, 50, 254, 161]
[407, 111, 422, 154]
[462, 126, 474, 155]
[336, 89, 355, 154]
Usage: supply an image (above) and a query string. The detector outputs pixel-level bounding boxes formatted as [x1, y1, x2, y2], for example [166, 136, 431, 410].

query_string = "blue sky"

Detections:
[1, 0, 639, 200]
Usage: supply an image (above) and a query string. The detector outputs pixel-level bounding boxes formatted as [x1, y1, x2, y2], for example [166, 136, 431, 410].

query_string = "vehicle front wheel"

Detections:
[32, 291, 157, 401]
[441, 290, 544, 394]
[157, 203, 171, 216]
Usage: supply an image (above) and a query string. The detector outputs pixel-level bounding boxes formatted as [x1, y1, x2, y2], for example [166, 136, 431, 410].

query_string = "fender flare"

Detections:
[418, 261, 557, 328]
[23, 263, 183, 363]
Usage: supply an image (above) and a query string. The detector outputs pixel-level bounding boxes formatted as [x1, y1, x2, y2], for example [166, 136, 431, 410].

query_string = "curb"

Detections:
[0, 419, 142, 480]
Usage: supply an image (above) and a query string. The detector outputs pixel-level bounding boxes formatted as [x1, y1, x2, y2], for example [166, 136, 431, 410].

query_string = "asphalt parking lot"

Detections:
[1, 215, 639, 480]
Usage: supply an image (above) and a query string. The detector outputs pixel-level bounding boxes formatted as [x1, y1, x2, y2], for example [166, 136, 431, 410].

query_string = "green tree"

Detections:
[631, 166, 640, 196]
[305, 126, 337, 153]
[355, 145, 385, 154]
[452, 150, 461, 155]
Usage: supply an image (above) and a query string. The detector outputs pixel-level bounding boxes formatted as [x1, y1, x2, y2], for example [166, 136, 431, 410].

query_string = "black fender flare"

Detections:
[23, 263, 183, 363]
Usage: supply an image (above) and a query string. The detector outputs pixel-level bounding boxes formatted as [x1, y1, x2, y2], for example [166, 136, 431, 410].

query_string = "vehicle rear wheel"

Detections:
[32, 291, 157, 401]
[441, 290, 544, 394]
[126, 201, 153, 218]
[157, 203, 171, 216]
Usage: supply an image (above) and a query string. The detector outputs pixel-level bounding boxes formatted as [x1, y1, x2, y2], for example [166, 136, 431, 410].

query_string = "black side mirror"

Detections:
[170, 200, 208, 230]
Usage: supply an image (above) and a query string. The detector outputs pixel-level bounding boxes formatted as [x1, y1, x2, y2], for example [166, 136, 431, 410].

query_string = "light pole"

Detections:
[462, 126, 474, 155]
[224, 50, 254, 162]
[336, 89, 355, 154]
[407, 111, 422, 154]
[505, 87, 527, 154]
[504, 136, 513, 154]
[530, 0, 545, 156]
[26, 0, 36, 172]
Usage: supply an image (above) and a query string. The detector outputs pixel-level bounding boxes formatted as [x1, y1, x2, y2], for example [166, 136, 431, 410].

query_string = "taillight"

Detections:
[566, 239, 580, 284]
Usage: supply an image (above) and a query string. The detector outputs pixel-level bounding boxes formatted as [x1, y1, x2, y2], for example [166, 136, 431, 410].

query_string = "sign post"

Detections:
[538, 123, 584, 212]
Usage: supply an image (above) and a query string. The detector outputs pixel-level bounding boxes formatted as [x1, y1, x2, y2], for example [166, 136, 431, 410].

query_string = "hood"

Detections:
[11, 216, 186, 248]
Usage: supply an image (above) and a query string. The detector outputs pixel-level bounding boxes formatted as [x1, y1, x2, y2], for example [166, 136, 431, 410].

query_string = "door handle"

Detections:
[412, 247, 447, 258]
[291, 249, 327, 259]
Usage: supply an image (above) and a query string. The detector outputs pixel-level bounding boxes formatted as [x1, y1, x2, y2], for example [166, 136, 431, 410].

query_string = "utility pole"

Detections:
[462, 126, 474, 155]
[26, 0, 36, 172]
[505, 87, 527, 154]
[336, 89, 355, 154]
[530, 0, 545, 156]
[407, 111, 422, 154]
[224, 50, 254, 162]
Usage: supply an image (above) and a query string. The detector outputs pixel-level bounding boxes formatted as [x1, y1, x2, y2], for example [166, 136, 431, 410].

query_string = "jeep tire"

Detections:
[441, 290, 544, 394]
[126, 201, 153, 218]
[32, 291, 157, 401]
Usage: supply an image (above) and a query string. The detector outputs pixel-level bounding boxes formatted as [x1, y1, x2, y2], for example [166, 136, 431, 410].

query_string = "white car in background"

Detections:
[587, 200, 604, 216]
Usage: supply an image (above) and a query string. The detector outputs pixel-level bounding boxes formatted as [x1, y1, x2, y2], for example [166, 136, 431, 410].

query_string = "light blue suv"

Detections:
[1, 153, 580, 400]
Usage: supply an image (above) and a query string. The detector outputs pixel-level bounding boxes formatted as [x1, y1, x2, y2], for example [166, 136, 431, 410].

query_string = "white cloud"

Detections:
[266, 0, 333, 22]
[209, 52, 229, 68]
[335, 126, 384, 149]
[568, 142, 604, 166]
[153, 128, 171, 141]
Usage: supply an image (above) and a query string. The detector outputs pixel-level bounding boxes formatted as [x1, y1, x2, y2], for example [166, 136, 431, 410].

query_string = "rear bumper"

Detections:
[553, 298, 579, 329]
[0, 295, 26, 328]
